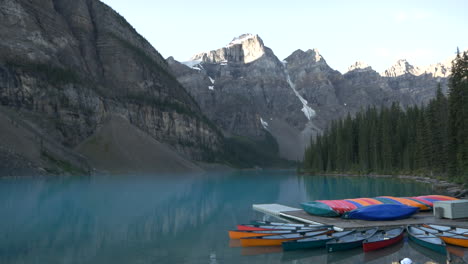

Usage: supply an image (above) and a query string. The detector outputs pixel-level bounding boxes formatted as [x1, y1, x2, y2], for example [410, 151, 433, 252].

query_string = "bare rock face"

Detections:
[169, 35, 316, 160]
[0, 0, 223, 174]
[347, 61, 372, 72]
[169, 35, 451, 161]
[191, 34, 266, 64]
[383, 59, 422, 77]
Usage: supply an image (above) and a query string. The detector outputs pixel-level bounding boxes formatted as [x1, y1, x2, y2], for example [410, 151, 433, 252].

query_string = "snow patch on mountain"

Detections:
[284, 66, 316, 120]
[260, 117, 269, 129]
[227, 33, 256, 47]
[181, 59, 203, 69]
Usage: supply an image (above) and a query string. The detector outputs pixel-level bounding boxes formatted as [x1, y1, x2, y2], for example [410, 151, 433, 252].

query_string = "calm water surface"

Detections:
[0, 170, 466, 264]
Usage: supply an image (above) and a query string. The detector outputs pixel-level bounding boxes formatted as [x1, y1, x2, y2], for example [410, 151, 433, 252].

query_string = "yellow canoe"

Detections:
[440, 235, 468, 248]
[240, 229, 332, 247]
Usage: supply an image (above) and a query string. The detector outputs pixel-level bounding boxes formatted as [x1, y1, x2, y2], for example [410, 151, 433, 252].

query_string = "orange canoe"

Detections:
[379, 196, 430, 211]
[417, 225, 468, 247]
[240, 229, 332, 247]
[439, 234, 468, 248]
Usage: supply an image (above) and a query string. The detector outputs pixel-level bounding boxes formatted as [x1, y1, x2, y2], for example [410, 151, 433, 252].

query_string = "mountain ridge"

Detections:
[0, 0, 225, 174]
[169, 33, 452, 160]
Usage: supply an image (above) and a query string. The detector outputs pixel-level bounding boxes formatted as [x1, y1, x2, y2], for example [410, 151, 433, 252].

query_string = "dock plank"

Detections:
[252, 204, 299, 216]
[253, 204, 468, 230]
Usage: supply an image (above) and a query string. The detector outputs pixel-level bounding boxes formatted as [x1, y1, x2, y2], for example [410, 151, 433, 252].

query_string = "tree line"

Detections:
[303, 50, 468, 184]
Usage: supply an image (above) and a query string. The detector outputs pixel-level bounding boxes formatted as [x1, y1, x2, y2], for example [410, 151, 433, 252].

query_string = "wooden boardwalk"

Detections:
[253, 204, 468, 230]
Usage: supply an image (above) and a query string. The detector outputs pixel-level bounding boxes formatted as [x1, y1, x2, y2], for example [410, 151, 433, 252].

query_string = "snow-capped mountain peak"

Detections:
[227, 33, 256, 47]
[383, 59, 422, 77]
[347, 61, 372, 72]
[190, 33, 266, 64]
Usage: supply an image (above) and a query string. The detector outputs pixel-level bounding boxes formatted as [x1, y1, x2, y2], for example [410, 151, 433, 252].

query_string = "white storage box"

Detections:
[433, 200, 468, 219]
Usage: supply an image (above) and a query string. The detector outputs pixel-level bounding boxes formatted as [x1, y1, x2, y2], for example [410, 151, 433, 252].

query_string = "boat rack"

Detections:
[253, 203, 468, 230]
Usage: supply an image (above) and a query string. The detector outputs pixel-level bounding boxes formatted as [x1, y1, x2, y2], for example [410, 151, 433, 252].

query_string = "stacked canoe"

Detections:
[301, 195, 457, 217]
[229, 221, 467, 254]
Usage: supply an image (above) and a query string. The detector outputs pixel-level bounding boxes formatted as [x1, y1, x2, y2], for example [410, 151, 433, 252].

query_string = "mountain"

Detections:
[169, 34, 451, 160]
[168, 35, 319, 160]
[0, 0, 223, 175]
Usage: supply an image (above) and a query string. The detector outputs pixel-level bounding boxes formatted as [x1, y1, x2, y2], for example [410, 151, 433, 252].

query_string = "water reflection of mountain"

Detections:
[0, 171, 301, 263]
[0, 172, 456, 264]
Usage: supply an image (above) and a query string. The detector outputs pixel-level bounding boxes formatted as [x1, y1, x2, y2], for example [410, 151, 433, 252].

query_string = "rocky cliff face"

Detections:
[169, 34, 451, 160]
[168, 35, 319, 160]
[0, 0, 223, 174]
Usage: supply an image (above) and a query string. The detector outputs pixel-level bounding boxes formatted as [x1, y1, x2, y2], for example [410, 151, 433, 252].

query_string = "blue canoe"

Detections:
[341, 204, 419, 221]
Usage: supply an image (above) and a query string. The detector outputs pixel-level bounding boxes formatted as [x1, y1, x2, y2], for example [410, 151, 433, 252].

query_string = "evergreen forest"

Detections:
[303, 50, 468, 184]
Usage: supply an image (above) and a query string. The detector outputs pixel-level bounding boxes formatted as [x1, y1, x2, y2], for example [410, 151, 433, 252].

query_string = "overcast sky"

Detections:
[101, 0, 468, 73]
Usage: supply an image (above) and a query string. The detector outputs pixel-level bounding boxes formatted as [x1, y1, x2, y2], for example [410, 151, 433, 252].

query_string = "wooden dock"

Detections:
[253, 203, 468, 230]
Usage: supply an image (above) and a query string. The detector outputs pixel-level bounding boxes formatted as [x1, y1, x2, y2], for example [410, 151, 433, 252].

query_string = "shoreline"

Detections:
[299, 172, 468, 199]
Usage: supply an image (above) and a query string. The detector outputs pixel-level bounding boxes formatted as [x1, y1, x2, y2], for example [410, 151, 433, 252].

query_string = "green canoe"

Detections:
[326, 228, 378, 252]
[406, 226, 446, 255]
[301, 201, 340, 217]
[282, 230, 355, 251]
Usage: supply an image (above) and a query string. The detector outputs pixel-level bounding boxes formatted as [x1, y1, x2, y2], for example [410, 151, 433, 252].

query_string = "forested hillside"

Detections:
[303, 50, 468, 184]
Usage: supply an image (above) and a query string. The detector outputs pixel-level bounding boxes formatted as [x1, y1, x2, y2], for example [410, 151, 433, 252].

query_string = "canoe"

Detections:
[282, 230, 355, 251]
[342, 204, 419, 221]
[363, 239, 404, 262]
[326, 228, 378, 252]
[408, 238, 448, 264]
[406, 226, 446, 254]
[363, 227, 404, 252]
[240, 229, 333, 247]
[229, 229, 310, 239]
[439, 234, 468, 248]
[301, 201, 351, 217]
[237, 224, 331, 231]
[377, 196, 430, 211]
[301, 195, 456, 217]
[423, 224, 468, 236]
[250, 220, 318, 228]
[417, 226, 468, 248]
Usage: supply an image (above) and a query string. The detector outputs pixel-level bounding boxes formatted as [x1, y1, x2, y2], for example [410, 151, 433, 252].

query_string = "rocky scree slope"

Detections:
[169, 34, 450, 161]
[0, 0, 223, 175]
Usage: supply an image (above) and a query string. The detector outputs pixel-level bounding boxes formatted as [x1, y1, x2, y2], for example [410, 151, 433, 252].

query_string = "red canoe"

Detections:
[363, 227, 404, 252]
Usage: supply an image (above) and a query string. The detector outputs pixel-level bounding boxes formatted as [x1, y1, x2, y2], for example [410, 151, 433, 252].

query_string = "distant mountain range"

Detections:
[0, 1, 455, 175]
[168, 33, 452, 160]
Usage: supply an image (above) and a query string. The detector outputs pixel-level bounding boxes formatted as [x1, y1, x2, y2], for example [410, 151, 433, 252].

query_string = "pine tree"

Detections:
[448, 49, 468, 182]
[303, 51, 466, 182]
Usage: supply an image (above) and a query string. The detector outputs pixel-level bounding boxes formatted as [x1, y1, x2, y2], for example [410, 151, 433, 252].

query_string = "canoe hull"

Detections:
[250, 221, 314, 227]
[327, 240, 363, 252]
[301, 201, 340, 217]
[408, 231, 446, 254]
[342, 204, 418, 221]
[237, 225, 271, 231]
[229, 230, 289, 239]
[236, 224, 320, 231]
[241, 229, 332, 247]
[241, 237, 299, 247]
[282, 238, 329, 251]
[363, 232, 404, 252]
[301, 195, 456, 216]
[282, 230, 356, 251]
[326, 228, 378, 252]
[440, 236, 468, 248]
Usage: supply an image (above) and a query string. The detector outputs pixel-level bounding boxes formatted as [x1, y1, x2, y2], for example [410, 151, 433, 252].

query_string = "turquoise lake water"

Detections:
[0, 170, 466, 264]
